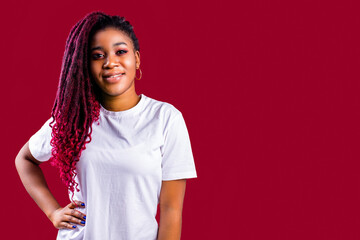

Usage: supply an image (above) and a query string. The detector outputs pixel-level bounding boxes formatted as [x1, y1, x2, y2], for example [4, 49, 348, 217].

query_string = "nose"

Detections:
[103, 54, 119, 68]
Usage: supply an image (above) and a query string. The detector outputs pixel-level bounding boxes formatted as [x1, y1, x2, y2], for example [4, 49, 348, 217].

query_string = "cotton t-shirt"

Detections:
[28, 93, 198, 240]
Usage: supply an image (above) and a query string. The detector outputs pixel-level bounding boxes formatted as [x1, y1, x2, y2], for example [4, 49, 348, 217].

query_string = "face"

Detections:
[89, 27, 140, 99]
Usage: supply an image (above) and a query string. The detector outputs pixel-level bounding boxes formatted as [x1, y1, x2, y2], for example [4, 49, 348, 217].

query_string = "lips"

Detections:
[103, 72, 125, 78]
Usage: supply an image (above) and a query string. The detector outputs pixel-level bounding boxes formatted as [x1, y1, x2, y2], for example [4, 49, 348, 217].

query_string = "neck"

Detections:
[100, 91, 141, 112]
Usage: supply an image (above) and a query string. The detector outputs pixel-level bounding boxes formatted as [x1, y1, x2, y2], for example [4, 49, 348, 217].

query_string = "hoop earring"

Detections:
[135, 68, 142, 80]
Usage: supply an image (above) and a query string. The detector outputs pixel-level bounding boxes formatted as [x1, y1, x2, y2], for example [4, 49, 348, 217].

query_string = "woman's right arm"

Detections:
[15, 141, 86, 229]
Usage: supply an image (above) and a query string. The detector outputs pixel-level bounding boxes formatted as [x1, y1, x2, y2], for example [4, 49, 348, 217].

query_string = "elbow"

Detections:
[160, 205, 183, 219]
[15, 154, 27, 174]
[15, 151, 23, 170]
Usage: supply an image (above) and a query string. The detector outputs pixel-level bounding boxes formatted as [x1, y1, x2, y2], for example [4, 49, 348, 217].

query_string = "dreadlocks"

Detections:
[48, 11, 140, 202]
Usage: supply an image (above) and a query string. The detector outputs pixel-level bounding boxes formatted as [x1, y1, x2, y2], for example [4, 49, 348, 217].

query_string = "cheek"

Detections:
[124, 57, 136, 70]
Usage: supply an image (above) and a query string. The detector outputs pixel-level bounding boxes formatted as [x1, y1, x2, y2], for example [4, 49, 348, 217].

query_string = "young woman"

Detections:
[15, 11, 197, 240]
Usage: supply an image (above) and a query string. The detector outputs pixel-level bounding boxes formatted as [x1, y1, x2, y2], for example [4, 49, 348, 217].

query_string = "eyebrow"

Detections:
[90, 42, 128, 51]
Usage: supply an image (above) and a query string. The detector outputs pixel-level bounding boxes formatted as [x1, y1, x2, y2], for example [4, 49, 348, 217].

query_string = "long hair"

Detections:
[48, 11, 140, 203]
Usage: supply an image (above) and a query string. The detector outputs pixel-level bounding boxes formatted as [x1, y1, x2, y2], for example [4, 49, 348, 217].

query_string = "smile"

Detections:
[103, 73, 125, 83]
[105, 73, 125, 78]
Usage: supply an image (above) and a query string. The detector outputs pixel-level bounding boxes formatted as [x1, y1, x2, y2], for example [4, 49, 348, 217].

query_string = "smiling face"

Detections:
[89, 27, 140, 101]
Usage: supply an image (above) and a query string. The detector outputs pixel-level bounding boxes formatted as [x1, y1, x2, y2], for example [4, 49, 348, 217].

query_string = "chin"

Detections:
[95, 80, 135, 96]
[103, 90, 126, 97]
[101, 84, 129, 95]
[105, 87, 133, 96]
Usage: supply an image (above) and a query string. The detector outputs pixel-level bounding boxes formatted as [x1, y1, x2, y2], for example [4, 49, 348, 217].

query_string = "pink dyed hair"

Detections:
[47, 11, 140, 203]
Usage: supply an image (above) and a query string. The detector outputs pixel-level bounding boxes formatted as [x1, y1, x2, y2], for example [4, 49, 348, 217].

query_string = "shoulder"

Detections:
[143, 94, 182, 125]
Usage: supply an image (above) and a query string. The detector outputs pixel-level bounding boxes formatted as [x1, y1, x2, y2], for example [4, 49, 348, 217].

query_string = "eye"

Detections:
[117, 50, 128, 55]
[92, 53, 103, 59]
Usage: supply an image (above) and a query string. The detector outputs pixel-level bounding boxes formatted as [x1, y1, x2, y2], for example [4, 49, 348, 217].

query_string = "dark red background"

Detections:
[3, 0, 360, 239]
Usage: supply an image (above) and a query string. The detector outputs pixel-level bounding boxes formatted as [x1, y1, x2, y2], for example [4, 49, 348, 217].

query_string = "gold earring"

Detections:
[135, 67, 142, 80]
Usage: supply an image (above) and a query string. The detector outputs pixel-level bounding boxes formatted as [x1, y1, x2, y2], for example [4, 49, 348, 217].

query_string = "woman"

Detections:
[15, 11, 197, 240]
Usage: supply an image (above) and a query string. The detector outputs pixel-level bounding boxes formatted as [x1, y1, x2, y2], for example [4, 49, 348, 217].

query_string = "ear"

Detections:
[135, 50, 141, 69]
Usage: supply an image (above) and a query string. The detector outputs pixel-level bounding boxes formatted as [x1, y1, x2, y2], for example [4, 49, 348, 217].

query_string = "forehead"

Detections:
[90, 27, 133, 49]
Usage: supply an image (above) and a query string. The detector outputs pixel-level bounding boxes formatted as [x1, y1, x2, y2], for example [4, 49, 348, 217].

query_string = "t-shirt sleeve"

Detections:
[28, 117, 53, 162]
[161, 112, 198, 181]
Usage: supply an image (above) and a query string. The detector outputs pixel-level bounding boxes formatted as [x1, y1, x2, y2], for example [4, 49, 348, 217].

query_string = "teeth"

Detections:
[107, 73, 123, 78]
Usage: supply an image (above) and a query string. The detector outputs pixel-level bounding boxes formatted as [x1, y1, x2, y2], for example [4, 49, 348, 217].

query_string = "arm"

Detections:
[157, 179, 187, 240]
[15, 141, 62, 219]
[14, 141, 86, 229]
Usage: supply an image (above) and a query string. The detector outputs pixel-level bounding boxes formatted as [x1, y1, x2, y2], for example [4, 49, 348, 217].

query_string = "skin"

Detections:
[89, 27, 141, 111]
[15, 27, 187, 239]
[15, 141, 86, 230]
[158, 179, 186, 240]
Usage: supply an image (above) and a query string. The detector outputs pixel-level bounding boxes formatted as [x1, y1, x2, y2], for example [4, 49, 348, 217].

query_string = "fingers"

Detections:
[55, 201, 86, 230]
[66, 201, 86, 221]
[66, 206, 86, 219]
[68, 200, 86, 209]
[55, 210, 86, 229]
[64, 213, 86, 226]
[61, 222, 78, 229]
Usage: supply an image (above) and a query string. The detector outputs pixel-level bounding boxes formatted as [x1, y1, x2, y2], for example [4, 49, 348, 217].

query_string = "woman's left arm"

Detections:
[157, 179, 187, 240]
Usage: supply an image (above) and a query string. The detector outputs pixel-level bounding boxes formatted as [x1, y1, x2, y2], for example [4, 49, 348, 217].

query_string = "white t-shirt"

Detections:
[28, 93, 198, 240]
